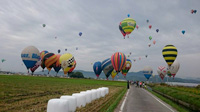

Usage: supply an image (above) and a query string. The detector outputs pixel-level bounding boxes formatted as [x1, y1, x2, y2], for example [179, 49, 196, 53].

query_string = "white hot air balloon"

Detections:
[157, 66, 167, 80]
[168, 60, 180, 78]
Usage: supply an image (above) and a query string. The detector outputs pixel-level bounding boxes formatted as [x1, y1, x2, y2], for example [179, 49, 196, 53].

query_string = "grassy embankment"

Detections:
[148, 83, 200, 112]
[0, 74, 127, 112]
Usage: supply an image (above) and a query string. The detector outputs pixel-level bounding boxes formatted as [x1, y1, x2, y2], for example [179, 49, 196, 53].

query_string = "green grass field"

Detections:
[0, 74, 127, 112]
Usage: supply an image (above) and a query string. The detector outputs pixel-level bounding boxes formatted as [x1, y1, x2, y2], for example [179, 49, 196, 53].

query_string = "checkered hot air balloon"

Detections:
[162, 45, 178, 67]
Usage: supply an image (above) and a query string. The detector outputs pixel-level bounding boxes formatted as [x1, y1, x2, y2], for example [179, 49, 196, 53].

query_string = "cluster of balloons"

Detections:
[93, 52, 132, 80]
[191, 9, 197, 14]
[21, 46, 76, 75]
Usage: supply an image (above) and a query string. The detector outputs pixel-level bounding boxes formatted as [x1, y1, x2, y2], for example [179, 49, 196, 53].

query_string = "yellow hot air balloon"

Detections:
[162, 45, 178, 66]
[59, 53, 75, 69]
[121, 18, 136, 37]
[111, 69, 117, 80]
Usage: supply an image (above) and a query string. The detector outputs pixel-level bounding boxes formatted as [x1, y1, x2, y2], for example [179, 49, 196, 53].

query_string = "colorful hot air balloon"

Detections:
[167, 68, 172, 77]
[162, 45, 178, 66]
[93, 61, 102, 78]
[168, 60, 180, 78]
[149, 36, 152, 40]
[59, 53, 75, 69]
[149, 25, 152, 29]
[111, 70, 117, 80]
[79, 32, 82, 36]
[156, 29, 159, 33]
[111, 52, 126, 73]
[136, 25, 139, 29]
[121, 18, 136, 37]
[101, 58, 114, 80]
[182, 30, 185, 34]
[157, 66, 167, 80]
[119, 22, 126, 38]
[42, 53, 57, 74]
[121, 59, 132, 77]
[143, 66, 153, 80]
[21, 46, 40, 72]
[63, 60, 76, 75]
[40, 50, 48, 71]
[53, 54, 61, 75]
[153, 40, 156, 45]
[30, 60, 41, 75]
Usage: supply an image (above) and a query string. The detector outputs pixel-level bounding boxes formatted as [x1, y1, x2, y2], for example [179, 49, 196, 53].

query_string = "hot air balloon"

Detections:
[182, 30, 185, 34]
[21, 46, 40, 73]
[129, 52, 132, 55]
[76, 47, 78, 50]
[127, 14, 130, 17]
[153, 40, 156, 45]
[63, 60, 76, 75]
[143, 66, 153, 80]
[149, 25, 152, 29]
[136, 25, 139, 29]
[53, 54, 61, 75]
[1, 59, 6, 63]
[133, 59, 136, 62]
[42, 53, 57, 74]
[162, 45, 178, 66]
[121, 59, 132, 77]
[193, 10, 197, 14]
[43, 24, 46, 27]
[119, 22, 126, 39]
[79, 32, 82, 36]
[156, 29, 159, 33]
[121, 17, 136, 38]
[157, 66, 167, 80]
[146, 20, 149, 23]
[111, 70, 117, 80]
[93, 61, 102, 78]
[145, 55, 148, 58]
[168, 60, 180, 78]
[40, 50, 49, 71]
[101, 58, 114, 80]
[149, 36, 152, 40]
[30, 60, 41, 75]
[166, 69, 172, 77]
[111, 52, 126, 73]
[59, 53, 75, 69]
[148, 43, 151, 47]
[58, 49, 61, 53]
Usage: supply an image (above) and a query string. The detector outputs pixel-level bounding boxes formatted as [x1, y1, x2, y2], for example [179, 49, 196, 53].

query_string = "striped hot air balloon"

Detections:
[101, 58, 114, 79]
[53, 54, 61, 75]
[162, 45, 178, 66]
[121, 59, 132, 77]
[111, 52, 126, 73]
[42, 53, 57, 74]
[121, 18, 136, 37]
[40, 50, 48, 71]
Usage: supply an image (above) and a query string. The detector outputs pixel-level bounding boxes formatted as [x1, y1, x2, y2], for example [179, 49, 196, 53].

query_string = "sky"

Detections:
[0, 0, 200, 78]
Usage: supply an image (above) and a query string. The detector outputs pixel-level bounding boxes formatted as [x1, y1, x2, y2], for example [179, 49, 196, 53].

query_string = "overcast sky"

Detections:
[0, 0, 200, 78]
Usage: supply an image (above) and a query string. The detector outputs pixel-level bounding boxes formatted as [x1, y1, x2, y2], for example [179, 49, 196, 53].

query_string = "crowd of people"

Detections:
[129, 80, 146, 88]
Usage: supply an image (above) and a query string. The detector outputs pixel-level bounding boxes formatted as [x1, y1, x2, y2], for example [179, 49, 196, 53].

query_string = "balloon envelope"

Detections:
[153, 40, 156, 45]
[111, 70, 117, 79]
[121, 59, 132, 77]
[79, 32, 82, 36]
[143, 66, 153, 80]
[21, 46, 40, 70]
[111, 52, 126, 72]
[42, 53, 57, 73]
[119, 22, 126, 38]
[162, 45, 178, 66]
[157, 66, 167, 80]
[168, 60, 180, 78]
[53, 54, 61, 73]
[156, 29, 159, 33]
[93, 61, 102, 78]
[149, 36, 152, 40]
[149, 25, 152, 29]
[59, 53, 75, 69]
[121, 18, 136, 35]
[182, 30, 185, 34]
[101, 58, 114, 79]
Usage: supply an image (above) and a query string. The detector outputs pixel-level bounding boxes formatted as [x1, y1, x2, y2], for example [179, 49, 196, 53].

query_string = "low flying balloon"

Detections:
[182, 30, 185, 34]
[153, 40, 156, 45]
[148, 43, 151, 47]
[111, 70, 117, 80]
[121, 59, 132, 77]
[30, 60, 41, 75]
[79, 32, 82, 36]
[157, 66, 167, 80]
[53, 54, 61, 75]
[43, 24, 46, 27]
[111, 52, 126, 73]
[59, 53, 75, 69]
[21, 46, 40, 72]
[119, 22, 126, 38]
[93, 61, 102, 78]
[143, 66, 153, 80]
[121, 17, 136, 38]
[136, 25, 139, 29]
[42, 53, 57, 74]
[156, 29, 159, 33]
[168, 60, 180, 78]
[40, 50, 49, 71]
[149, 36, 152, 40]
[63, 60, 76, 74]
[162, 45, 178, 66]
[149, 25, 152, 29]
[101, 58, 114, 79]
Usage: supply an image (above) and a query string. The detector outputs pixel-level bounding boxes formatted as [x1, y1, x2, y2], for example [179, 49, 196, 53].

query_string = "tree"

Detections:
[69, 71, 84, 78]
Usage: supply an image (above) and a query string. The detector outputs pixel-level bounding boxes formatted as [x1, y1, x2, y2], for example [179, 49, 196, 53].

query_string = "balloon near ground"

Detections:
[111, 52, 126, 73]
[168, 60, 180, 78]
[157, 66, 167, 80]
[21, 46, 40, 72]
[143, 66, 153, 80]
[42, 53, 57, 74]
[111, 70, 117, 79]
[93, 61, 102, 78]
[121, 59, 132, 77]
[53, 54, 61, 75]
[59, 53, 75, 69]
[101, 58, 114, 79]
[162, 45, 178, 66]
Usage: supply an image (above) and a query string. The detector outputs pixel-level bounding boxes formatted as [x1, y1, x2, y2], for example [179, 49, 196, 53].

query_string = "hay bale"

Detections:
[60, 95, 77, 112]
[101, 87, 109, 94]
[72, 93, 86, 108]
[47, 99, 69, 112]
[86, 90, 97, 101]
[97, 88, 106, 97]
[80, 91, 92, 103]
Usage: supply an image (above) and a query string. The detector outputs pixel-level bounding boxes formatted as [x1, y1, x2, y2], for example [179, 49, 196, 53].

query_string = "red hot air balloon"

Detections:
[111, 52, 126, 73]
[136, 25, 139, 29]
[149, 25, 152, 29]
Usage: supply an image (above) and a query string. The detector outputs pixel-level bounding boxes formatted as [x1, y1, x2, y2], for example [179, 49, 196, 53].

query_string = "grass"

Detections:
[148, 89, 192, 112]
[0, 74, 127, 112]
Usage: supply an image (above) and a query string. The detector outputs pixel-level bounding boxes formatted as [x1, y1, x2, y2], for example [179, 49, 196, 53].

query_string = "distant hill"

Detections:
[34, 70, 200, 83]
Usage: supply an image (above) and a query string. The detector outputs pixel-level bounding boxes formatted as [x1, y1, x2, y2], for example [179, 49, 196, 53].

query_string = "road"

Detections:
[122, 85, 177, 112]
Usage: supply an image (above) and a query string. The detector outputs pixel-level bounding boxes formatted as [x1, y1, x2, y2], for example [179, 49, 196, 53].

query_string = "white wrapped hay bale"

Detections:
[95, 89, 101, 99]
[97, 88, 106, 97]
[86, 90, 97, 101]
[60, 95, 77, 112]
[101, 87, 109, 95]
[80, 91, 92, 103]
[72, 93, 86, 108]
[47, 99, 69, 112]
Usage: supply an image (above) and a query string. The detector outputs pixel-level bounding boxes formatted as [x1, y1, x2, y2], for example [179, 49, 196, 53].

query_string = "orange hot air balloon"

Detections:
[42, 53, 57, 74]
[111, 52, 126, 73]
[153, 40, 156, 45]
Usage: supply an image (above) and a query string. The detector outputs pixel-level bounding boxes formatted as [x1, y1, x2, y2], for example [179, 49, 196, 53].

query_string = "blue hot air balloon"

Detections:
[182, 30, 185, 34]
[156, 29, 159, 33]
[127, 14, 130, 17]
[143, 66, 153, 80]
[79, 32, 82, 36]
[101, 58, 114, 79]
[93, 61, 102, 79]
